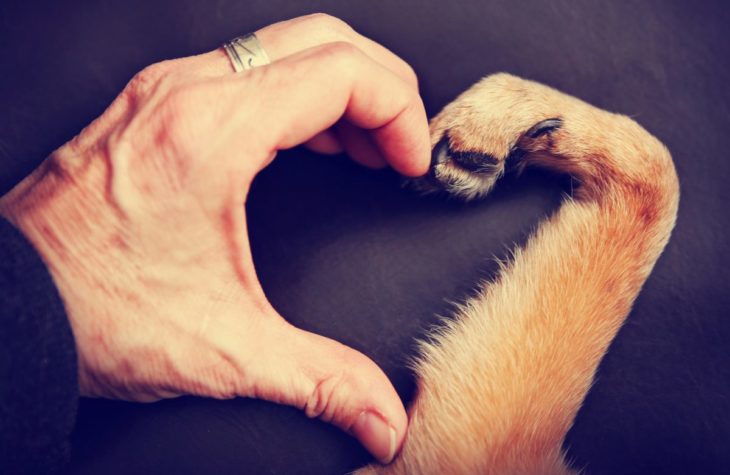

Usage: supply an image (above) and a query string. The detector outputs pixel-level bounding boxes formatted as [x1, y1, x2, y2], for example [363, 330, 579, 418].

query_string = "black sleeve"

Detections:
[0, 216, 79, 474]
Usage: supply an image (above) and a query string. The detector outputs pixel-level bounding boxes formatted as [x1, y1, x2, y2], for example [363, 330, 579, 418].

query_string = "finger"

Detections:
[255, 14, 419, 90]
[335, 121, 388, 169]
[246, 319, 408, 464]
[197, 208, 407, 463]
[219, 42, 430, 176]
[303, 130, 345, 155]
[186, 15, 418, 92]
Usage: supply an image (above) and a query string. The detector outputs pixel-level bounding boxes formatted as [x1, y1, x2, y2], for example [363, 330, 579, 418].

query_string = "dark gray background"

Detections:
[1, 1, 728, 474]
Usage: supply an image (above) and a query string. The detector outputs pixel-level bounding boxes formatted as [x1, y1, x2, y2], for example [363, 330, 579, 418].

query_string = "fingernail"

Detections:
[351, 410, 398, 464]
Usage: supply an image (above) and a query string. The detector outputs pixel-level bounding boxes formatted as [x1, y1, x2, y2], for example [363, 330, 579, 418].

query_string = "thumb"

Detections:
[250, 319, 407, 464]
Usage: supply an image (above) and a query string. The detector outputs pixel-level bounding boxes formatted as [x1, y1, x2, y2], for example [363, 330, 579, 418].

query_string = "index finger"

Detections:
[216, 42, 431, 177]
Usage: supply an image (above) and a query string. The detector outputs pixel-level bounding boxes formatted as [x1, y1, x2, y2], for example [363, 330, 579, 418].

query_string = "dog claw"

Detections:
[525, 118, 563, 139]
[433, 134, 501, 174]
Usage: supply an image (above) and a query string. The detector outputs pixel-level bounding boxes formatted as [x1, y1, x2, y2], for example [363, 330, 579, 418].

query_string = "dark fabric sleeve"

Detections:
[0, 216, 79, 474]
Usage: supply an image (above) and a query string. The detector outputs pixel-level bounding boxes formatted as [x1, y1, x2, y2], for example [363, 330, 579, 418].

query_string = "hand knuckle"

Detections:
[304, 371, 344, 420]
[123, 60, 177, 101]
[320, 41, 361, 68]
[156, 90, 186, 132]
[306, 12, 353, 35]
[402, 87, 420, 107]
[162, 81, 212, 122]
[404, 63, 419, 89]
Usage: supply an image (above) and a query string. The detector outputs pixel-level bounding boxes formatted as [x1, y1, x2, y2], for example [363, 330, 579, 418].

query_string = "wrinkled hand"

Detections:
[0, 14, 430, 464]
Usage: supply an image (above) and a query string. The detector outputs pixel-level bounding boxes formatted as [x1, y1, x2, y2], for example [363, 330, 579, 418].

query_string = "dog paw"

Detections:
[409, 73, 563, 200]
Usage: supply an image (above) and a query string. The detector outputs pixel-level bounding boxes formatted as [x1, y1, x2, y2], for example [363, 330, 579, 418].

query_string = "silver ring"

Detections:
[222, 33, 270, 73]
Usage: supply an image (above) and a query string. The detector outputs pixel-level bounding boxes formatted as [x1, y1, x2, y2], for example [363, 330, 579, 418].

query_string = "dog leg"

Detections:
[358, 73, 679, 475]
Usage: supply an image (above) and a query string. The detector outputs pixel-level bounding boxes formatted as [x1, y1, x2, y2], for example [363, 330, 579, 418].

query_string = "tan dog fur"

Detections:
[358, 73, 679, 474]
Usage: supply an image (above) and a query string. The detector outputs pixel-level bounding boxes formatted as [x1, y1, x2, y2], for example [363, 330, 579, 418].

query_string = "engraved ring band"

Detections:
[222, 33, 271, 72]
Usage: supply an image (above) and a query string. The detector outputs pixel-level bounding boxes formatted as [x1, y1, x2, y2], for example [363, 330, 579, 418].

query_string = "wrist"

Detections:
[0, 147, 122, 325]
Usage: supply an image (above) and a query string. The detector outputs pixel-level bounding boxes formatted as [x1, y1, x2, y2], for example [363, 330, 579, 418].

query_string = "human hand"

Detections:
[0, 13, 430, 464]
